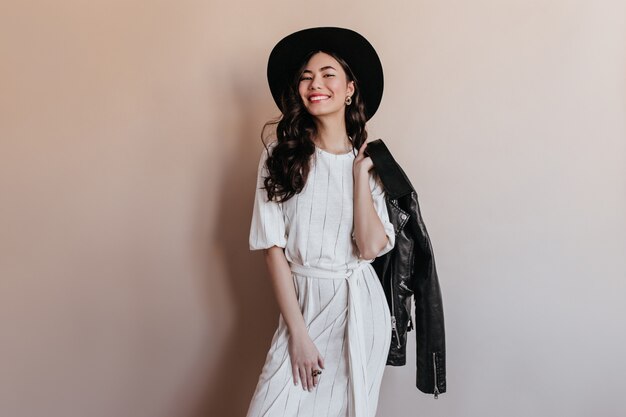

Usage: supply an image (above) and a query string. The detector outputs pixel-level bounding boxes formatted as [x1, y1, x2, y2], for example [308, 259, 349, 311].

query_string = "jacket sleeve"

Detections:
[410, 191, 446, 397]
[370, 171, 395, 257]
[248, 144, 287, 251]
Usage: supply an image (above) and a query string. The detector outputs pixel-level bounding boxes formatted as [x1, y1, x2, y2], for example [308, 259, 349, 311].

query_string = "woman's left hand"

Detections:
[353, 140, 373, 179]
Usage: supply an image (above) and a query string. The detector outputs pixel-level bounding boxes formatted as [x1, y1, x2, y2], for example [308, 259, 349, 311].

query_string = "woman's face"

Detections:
[297, 52, 355, 119]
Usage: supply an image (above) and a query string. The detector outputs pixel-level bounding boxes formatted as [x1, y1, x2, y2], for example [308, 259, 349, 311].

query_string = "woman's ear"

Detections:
[347, 80, 355, 96]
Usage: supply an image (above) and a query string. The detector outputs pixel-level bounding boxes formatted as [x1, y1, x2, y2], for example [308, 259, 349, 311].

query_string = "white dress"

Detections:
[246, 141, 395, 417]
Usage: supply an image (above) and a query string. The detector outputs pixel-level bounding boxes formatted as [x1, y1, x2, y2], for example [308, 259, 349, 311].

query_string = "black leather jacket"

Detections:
[366, 139, 447, 398]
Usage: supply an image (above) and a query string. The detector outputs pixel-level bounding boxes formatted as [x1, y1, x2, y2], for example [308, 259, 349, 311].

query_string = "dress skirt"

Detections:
[245, 261, 392, 417]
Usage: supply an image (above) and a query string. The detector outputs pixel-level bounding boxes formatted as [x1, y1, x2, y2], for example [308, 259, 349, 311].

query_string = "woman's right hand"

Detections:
[288, 329, 325, 391]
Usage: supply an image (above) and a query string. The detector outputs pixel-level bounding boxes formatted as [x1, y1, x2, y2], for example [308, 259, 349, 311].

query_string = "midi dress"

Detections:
[246, 141, 396, 417]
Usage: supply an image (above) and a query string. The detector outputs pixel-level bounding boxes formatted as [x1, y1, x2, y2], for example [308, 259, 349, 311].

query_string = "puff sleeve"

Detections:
[369, 171, 395, 258]
[248, 144, 287, 251]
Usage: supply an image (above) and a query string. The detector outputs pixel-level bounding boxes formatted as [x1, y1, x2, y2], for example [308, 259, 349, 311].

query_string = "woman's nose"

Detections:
[309, 74, 322, 89]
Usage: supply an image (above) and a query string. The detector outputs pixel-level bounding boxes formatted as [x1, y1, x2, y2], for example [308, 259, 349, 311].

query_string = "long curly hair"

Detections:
[259, 49, 370, 203]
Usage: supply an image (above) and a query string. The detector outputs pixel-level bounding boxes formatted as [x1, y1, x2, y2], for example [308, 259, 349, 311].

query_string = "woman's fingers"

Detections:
[294, 364, 325, 391]
[312, 371, 320, 387]
[318, 356, 325, 370]
[306, 365, 314, 391]
[315, 355, 324, 386]
[290, 346, 324, 391]
[356, 140, 368, 160]
[292, 365, 299, 386]
[298, 366, 308, 391]
[354, 141, 374, 176]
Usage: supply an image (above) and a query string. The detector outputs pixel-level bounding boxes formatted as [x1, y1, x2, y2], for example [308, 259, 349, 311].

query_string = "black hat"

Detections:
[267, 26, 384, 121]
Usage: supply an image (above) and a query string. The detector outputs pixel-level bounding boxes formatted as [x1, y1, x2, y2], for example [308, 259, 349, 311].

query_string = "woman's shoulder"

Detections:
[262, 140, 279, 157]
[256, 140, 278, 163]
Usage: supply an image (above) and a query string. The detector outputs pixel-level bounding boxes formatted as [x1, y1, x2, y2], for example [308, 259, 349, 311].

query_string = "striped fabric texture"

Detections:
[247, 142, 395, 417]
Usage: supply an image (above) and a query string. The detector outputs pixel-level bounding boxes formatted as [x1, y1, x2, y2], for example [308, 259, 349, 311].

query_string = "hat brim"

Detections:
[267, 27, 383, 121]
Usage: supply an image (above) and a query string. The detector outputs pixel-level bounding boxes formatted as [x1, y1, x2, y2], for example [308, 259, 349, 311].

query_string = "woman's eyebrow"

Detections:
[301, 65, 336, 74]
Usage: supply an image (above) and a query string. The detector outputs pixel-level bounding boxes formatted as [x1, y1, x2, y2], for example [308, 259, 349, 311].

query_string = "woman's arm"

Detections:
[263, 246, 307, 336]
[263, 246, 325, 391]
[352, 142, 390, 260]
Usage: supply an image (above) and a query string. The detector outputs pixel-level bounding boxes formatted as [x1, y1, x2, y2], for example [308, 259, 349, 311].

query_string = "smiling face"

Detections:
[297, 51, 355, 120]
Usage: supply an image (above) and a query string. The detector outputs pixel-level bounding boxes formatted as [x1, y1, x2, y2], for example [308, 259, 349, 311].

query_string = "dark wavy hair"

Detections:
[259, 49, 370, 203]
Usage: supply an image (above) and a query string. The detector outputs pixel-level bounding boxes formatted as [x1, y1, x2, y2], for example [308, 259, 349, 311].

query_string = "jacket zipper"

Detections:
[432, 352, 440, 399]
[390, 282, 401, 348]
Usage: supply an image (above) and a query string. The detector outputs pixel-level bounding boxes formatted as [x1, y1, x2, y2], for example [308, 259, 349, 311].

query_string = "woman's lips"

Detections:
[309, 95, 330, 102]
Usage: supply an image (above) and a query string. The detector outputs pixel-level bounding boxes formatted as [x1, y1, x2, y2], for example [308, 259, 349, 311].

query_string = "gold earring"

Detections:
[345, 96, 352, 105]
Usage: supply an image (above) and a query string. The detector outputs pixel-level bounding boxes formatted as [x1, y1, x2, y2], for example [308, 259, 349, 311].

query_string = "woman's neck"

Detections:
[313, 119, 352, 153]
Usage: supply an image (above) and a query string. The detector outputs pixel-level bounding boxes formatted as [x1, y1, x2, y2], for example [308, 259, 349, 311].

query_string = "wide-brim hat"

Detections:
[267, 26, 384, 121]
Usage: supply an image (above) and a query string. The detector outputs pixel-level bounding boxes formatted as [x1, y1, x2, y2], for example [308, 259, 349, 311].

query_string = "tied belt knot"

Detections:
[289, 261, 373, 417]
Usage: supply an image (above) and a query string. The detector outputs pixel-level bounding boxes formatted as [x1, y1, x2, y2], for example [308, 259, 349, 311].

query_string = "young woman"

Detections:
[246, 27, 395, 417]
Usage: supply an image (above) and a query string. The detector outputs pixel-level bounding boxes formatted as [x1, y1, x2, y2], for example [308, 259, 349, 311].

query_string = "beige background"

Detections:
[1, 1, 625, 416]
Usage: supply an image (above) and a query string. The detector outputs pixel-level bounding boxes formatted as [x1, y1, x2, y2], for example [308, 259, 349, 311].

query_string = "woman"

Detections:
[247, 27, 395, 417]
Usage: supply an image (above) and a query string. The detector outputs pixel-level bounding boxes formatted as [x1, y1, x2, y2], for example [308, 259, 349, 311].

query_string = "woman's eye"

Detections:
[300, 74, 334, 81]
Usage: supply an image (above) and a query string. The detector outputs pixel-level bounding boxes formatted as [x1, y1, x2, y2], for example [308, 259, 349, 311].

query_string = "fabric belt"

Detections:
[289, 261, 372, 417]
